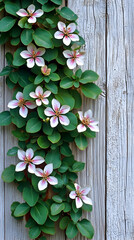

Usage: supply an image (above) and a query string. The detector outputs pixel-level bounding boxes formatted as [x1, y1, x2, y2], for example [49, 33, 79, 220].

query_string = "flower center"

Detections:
[76, 191, 82, 198]
[32, 50, 37, 58]
[18, 99, 25, 107]
[24, 157, 32, 164]
[42, 173, 48, 181]
[38, 94, 44, 100]
[82, 117, 90, 126]
[55, 110, 60, 117]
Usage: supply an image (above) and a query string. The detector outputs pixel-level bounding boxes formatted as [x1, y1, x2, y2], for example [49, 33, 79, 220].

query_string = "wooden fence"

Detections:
[0, 0, 133, 239]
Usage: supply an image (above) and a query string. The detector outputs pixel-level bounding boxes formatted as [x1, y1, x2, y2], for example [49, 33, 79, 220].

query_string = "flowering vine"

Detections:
[0, 1, 102, 240]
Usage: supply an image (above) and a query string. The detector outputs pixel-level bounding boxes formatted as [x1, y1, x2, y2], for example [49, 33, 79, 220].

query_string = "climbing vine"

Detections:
[0, 0, 101, 239]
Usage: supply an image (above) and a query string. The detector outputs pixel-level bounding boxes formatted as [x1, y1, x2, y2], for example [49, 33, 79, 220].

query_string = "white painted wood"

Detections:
[67, 1, 106, 240]
[107, 0, 134, 239]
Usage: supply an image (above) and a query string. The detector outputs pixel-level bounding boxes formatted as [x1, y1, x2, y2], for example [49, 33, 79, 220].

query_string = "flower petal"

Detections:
[52, 98, 60, 111]
[35, 168, 44, 177]
[32, 156, 45, 165]
[59, 115, 70, 126]
[88, 124, 99, 132]
[78, 111, 83, 121]
[50, 116, 58, 128]
[54, 31, 64, 39]
[74, 183, 81, 192]
[29, 92, 37, 99]
[60, 105, 70, 114]
[76, 56, 84, 66]
[63, 50, 73, 58]
[27, 58, 35, 68]
[81, 187, 91, 195]
[77, 124, 87, 133]
[19, 106, 28, 118]
[69, 34, 79, 42]
[38, 179, 48, 191]
[44, 163, 53, 176]
[43, 91, 51, 98]
[16, 9, 28, 17]
[67, 58, 76, 69]
[58, 21, 66, 32]
[16, 92, 23, 101]
[33, 9, 44, 18]
[15, 162, 27, 172]
[47, 176, 58, 185]
[27, 4, 35, 14]
[81, 196, 93, 205]
[26, 148, 34, 159]
[28, 16, 36, 23]
[42, 99, 49, 105]
[69, 191, 77, 199]
[8, 100, 18, 109]
[17, 149, 26, 160]
[67, 23, 76, 33]
[35, 86, 43, 96]
[25, 101, 36, 109]
[27, 43, 37, 55]
[63, 36, 71, 46]
[84, 109, 92, 119]
[36, 99, 42, 106]
[35, 57, 45, 67]
[44, 107, 55, 116]
[20, 50, 32, 59]
[75, 197, 83, 208]
[28, 163, 36, 174]
[36, 48, 46, 57]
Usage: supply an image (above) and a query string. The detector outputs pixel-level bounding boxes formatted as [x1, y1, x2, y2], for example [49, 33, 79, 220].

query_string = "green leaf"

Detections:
[48, 131, 61, 143]
[26, 118, 42, 133]
[23, 186, 39, 207]
[34, 74, 44, 85]
[9, 71, 19, 83]
[79, 70, 99, 84]
[83, 128, 96, 138]
[57, 7, 78, 21]
[15, 171, 25, 182]
[0, 16, 16, 32]
[60, 77, 73, 89]
[46, 81, 58, 94]
[55, 89, 75, 110]
[72, 162, 85, 172]
[70, 209, 82, 223]
[14, 203, 30, 217]
[37, 135, 50, 149]
[2, 165, 15, 183]
[66, 221, 78, 239]
[46, 149, 61, 169]
[7, 146, 19, 156]
[49, 73, 60, 81]
[51, 0, 62, 5]
[82, 203, 92, 212]
[23, 83, 35, 100]
[29, 226, 41, 239]
[21, 29, 33, 45]
[44, 48, 58, 61]
[0, 66, 12, 76]
[33, 28, 53, 48]
[0, 111, 11, 126]
[69, 89, 82, 109]
[39, 237, 47, 240]
[13, 47, 26, 66]
[51, 203, 65, 215]
[81, 83, 102, 99]
[30, 202, 48, 225]
[52, 195, 63, 203]
[41, 219, 55, 235]
[42, 2, 55, 12]
[63, 202, 71, 212]
[75, 134, 88, 150]
[59, 216, 70, 230]
[63, 113, 78, 131]
[10, 37, 20, 46]
[76, 219, 94, 239]
[5, 2, 20, 16]
[12, 129, 29, 141]
[60, 143, 72, 156]
[11, 201, 20, 213]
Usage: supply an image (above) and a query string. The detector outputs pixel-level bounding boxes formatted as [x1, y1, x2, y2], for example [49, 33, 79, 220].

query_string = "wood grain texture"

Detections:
[106, 0, 134, 239]
[67, 1, 106, 240]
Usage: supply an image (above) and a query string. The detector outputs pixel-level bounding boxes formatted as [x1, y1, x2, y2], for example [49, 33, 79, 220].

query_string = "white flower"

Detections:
[35, 163, 58, 191]
[20, 43, 45, 68]
[44, 99, 70, 128]
[15, 148, 45, 174]
[69, 183, 92, 208]
[29, 86, 51, 106]
[63, 45, 85, 69]
[8, 92, 36, 118]
[77, 109, 99, 133]
[16, 4, 44, 24]
[54, 21, 79, 46]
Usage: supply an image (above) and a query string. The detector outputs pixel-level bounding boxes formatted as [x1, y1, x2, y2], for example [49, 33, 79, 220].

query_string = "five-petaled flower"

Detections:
[20, 43, 45, 68]
[77, 109, 99, 133]
[16, 148, 45, 174]
[35, 163, 58, 191]
[30, 86, 51, 106]
[44, 99, 70, 128]
[16, 4, 44, 23]
[63, 45, 85, 69]
[69, 183, 92, 208]
[54, 21, 79, 46]
[41, 65, 51, 76]
[8, 92, 36, 118]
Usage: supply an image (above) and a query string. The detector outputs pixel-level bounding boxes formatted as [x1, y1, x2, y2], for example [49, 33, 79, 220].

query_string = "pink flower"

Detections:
[15, 148, 45, 174]
[8, 92, 36, 118]
[69, 183, 92, 209]
[77, 109, 99, 133]
[54, 21, 79, 46]
[29, 86, 51, 106]
[16, 4, 43, 24]
[63, 45, 85, 69]
[20, 43, 45, 68]
[35, 163, 58, 191]
[41, 65, 51, 76]
[44, 99, 70, 128]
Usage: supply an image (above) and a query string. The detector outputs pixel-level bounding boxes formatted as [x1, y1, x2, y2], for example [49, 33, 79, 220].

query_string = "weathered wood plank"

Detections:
[67, 1, 106, 240]
[106, 0, 134, 239]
